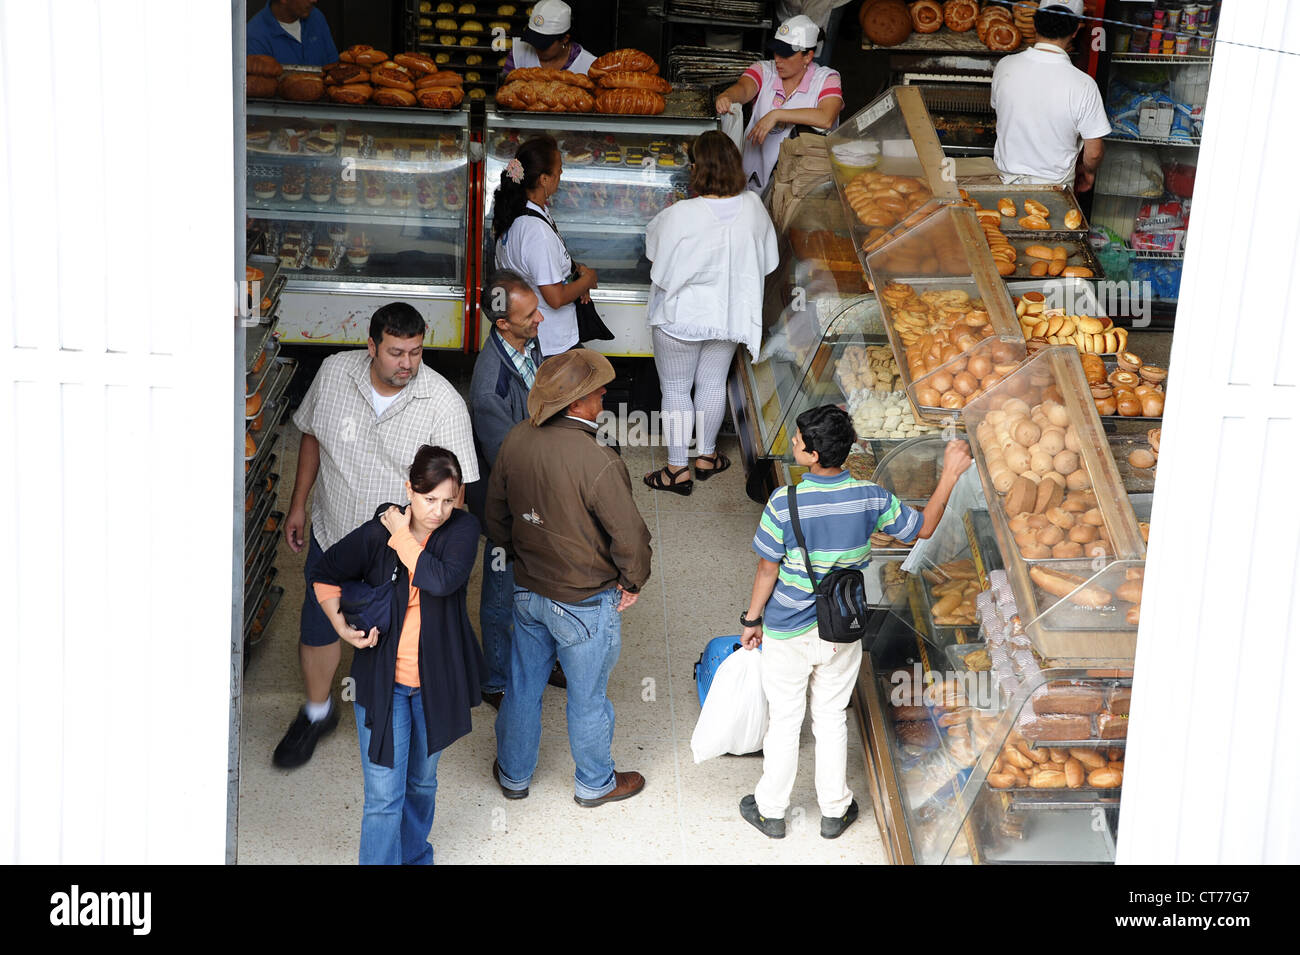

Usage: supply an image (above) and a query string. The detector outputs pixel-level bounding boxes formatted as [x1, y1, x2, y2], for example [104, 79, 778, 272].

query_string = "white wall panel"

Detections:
[0, 1, 235, 863]
[1117, 1, 1300, 864]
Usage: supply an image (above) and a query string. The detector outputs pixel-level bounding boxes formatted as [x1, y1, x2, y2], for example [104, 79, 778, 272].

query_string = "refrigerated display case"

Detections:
[481, 109, 718, 357]
[245, 101, 474, 347]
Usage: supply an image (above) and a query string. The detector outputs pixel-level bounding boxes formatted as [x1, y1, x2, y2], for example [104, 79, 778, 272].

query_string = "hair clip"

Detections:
[505, 158, 525, 184]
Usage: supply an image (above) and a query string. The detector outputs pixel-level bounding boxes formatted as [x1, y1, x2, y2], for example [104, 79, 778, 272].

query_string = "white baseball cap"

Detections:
[522, 0, 572, 48]
[769, 14, 819, 55]
[1041, 0, 1085, 16]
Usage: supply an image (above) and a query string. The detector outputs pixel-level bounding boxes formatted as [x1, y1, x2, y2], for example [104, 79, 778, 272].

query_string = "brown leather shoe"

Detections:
[574, 770, 645, 807]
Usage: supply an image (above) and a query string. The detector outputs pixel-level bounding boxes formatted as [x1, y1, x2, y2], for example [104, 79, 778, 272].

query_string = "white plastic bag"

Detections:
[690, 648, 768, 763]
[720, 103, 745, 153]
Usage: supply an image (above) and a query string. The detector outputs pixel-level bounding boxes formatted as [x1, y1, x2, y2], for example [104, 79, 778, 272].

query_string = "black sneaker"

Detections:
[481, 689, 504, 711]
[821, 799, 859, 839]
[739, 794, 785, 839]
[272, 702, 339, 769]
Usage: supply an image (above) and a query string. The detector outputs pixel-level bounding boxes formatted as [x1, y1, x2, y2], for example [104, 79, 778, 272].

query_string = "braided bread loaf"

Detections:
[496, 80, 595, 112]
[589, 48, 658, 77]
[594, 88, 665, 115]
[506, 68, 594, 88]
[596, 71, 671, 93]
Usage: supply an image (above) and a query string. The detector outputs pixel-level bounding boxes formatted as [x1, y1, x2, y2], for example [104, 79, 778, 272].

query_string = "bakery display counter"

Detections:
[962, 346, 1146, 664]
[481, 110, 717, 357]
[246, 101, 473, 348]
[865, 203, 1026, 423]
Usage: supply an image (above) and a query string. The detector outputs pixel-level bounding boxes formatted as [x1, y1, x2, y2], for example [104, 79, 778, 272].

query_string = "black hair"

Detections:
[409, 445, 462, 494]
[1034, 7, 1080, 41]
[491, 135, 560, 240]
[368, 302, 426, 345]
[480, 269, 532, 326]
[795, 404, 856, 470]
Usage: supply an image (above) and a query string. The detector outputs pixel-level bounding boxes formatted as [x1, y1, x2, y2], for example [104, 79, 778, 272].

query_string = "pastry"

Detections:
[252, 181, 277, 199]
[506, 68, 595, 89]
[325, 62, 370, 85]
[943, 0, 978, 32]
[373, 87, 417, 107]
[595, 88, 665, 114]
[247, 54, 282, 77]
[327, 82, 373, 105]
[417, 85, 464, 108]
[277, 71, 324, 102]
[417, 71, 465, 88]
[596, 71, 672, 94]
[910, 0, 943, 33]
[373, 64, 416, 90]
[589, 49, 658, 76]
[246, 74, 278, 98]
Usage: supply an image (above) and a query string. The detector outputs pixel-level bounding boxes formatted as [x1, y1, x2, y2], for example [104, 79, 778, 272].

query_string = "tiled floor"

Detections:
[237, 390, 885, 864]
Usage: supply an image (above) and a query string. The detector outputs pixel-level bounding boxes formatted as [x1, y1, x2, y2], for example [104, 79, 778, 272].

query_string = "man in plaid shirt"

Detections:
[273, 302, 480, 769]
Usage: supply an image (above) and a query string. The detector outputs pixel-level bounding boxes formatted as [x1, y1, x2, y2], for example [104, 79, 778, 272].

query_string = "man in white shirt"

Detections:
[990, 0, 1111, 190]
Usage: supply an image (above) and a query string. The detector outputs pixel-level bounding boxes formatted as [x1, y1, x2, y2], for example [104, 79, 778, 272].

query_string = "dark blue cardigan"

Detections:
[311, 505, 483, 768]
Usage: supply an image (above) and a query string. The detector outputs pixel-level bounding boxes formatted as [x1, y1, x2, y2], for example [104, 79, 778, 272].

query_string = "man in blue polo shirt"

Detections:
[738, 404, 971, 840]
[247, 0, 338, 67]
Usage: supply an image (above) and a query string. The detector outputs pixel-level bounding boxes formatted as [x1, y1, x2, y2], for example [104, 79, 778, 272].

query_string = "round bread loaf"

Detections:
[247, 54, 282, 78]
[863, 0, 912, 46]
[246, 74, 279, 99]
[278, 71, 325, 102]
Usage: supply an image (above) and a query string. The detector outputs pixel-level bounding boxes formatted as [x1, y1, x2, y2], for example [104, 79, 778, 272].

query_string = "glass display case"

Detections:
[825, 86, 961, 267]
[482, 111, 718, 357]
[962, 346, 1146, 664]
[245, 101, 473, 347]
[865, 203, 1027, 423]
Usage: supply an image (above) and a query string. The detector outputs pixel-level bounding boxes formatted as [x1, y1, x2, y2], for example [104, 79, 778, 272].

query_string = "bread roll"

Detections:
[417, 71, 464, 88]
[911, 0, 943, 33]
[1088, 767, 1123, 788]
[246, 75, 279, 98]
[416, 85, 464, 108]
[394, 52, 438, 76]
[372, 87, 417, 107]
[327, 83, 373, 104]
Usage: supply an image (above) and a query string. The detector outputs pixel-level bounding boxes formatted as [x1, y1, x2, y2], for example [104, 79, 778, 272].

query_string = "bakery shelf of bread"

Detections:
[864, 204, 1027, 422]
[858, 0, 1025, 53]
[961, 347, 1146, 663]
[961, 184, 1089, 235]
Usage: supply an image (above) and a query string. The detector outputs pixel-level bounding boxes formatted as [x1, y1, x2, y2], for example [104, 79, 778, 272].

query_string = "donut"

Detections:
[943, 0, 978, 32]
[911, 0, 943, 33]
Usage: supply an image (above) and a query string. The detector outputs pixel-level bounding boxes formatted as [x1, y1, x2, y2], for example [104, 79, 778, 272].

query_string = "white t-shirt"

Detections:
[991, 43, 1112, 184]
[370, 384, 400, 419]
[278, 18, 303, 42]
[494, 200, 577, 355]
[700, 194, 743, 224]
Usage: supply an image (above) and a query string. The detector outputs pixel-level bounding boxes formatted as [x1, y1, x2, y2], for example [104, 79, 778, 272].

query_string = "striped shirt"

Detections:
[751, 471, 921, 639]
[293, 350, 479, 550]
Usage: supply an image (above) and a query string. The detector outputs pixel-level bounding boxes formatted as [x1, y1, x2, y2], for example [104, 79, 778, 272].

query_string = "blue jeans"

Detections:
[494, 587, 622, 800]
[478, 538, 515, 694]
[355, 684, 441, 865]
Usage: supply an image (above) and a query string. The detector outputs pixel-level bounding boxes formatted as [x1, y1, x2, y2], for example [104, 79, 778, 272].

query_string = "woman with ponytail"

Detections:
[492, 135, 598, 356]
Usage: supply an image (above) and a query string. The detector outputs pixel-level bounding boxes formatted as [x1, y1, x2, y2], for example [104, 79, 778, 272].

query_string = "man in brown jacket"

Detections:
[485, 349, 653, 807]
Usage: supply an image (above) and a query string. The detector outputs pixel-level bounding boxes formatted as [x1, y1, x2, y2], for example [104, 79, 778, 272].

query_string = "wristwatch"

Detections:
[740, 611, 763, 628]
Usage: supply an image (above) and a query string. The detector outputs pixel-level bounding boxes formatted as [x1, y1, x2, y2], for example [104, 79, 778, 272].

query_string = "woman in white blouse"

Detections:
[642, 131, 779, 495]
[492, 136, 597, 357]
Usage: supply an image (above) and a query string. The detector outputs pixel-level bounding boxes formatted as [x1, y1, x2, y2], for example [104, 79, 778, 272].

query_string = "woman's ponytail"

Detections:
[491, 135, 560, 240]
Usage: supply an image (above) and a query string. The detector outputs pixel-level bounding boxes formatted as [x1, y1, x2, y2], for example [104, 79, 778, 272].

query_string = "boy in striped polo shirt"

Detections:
[739, 404, 971, 839]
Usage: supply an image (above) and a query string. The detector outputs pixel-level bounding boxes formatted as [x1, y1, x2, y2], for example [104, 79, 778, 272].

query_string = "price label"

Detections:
[856, 91, 895, 132]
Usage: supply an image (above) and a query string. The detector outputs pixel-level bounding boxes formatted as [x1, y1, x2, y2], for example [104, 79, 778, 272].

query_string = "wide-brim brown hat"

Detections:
[527, 348, 615, 426]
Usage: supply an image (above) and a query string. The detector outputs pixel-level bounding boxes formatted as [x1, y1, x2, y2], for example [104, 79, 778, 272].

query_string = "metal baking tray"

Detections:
[246, 584, 286, 647]
[1108, 435, 1158, 493]
[244, 530, 280, 594]
[246, 448, 279, 500]
[1000, 235, 1102, 280]
[243, 566, 276, 634]
[245, 476, 280, 549]
[963, 185, 1088, 234]
[245, 341, 282, 399]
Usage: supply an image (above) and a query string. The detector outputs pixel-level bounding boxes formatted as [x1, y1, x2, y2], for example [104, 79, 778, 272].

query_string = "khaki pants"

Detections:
[754, 627, 863, 819]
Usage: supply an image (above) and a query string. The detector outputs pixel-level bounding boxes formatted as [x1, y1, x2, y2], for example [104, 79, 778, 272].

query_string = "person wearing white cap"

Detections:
[503, 0, 598, 75]
[776, 1, 856, 66]
[714, 14, 845, 193]
[990, 0, 1111, 189]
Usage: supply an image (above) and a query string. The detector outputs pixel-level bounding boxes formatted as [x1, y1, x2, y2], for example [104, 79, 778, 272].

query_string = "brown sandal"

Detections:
[693, 452, 731, 481]
[644, 465, 693, 496]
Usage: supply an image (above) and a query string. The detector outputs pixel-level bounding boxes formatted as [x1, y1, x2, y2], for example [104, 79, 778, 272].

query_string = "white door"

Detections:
[0, 1, 239, 863]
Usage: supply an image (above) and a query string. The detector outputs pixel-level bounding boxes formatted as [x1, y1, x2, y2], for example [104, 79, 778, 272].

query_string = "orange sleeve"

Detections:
[313, 582, 343, 604]
[386, 521, 425, 576]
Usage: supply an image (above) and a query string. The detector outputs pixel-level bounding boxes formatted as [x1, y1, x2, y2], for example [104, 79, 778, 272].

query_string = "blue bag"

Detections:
[694, 635, 747, 706]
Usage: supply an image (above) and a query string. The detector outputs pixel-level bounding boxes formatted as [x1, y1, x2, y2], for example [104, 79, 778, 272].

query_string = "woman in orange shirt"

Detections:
[311, 445, 483, 865]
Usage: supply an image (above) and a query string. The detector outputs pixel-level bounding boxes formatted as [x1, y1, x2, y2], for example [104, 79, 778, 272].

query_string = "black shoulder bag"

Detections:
[519, 208, 615, 342]
[786, 485, 871, 644]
